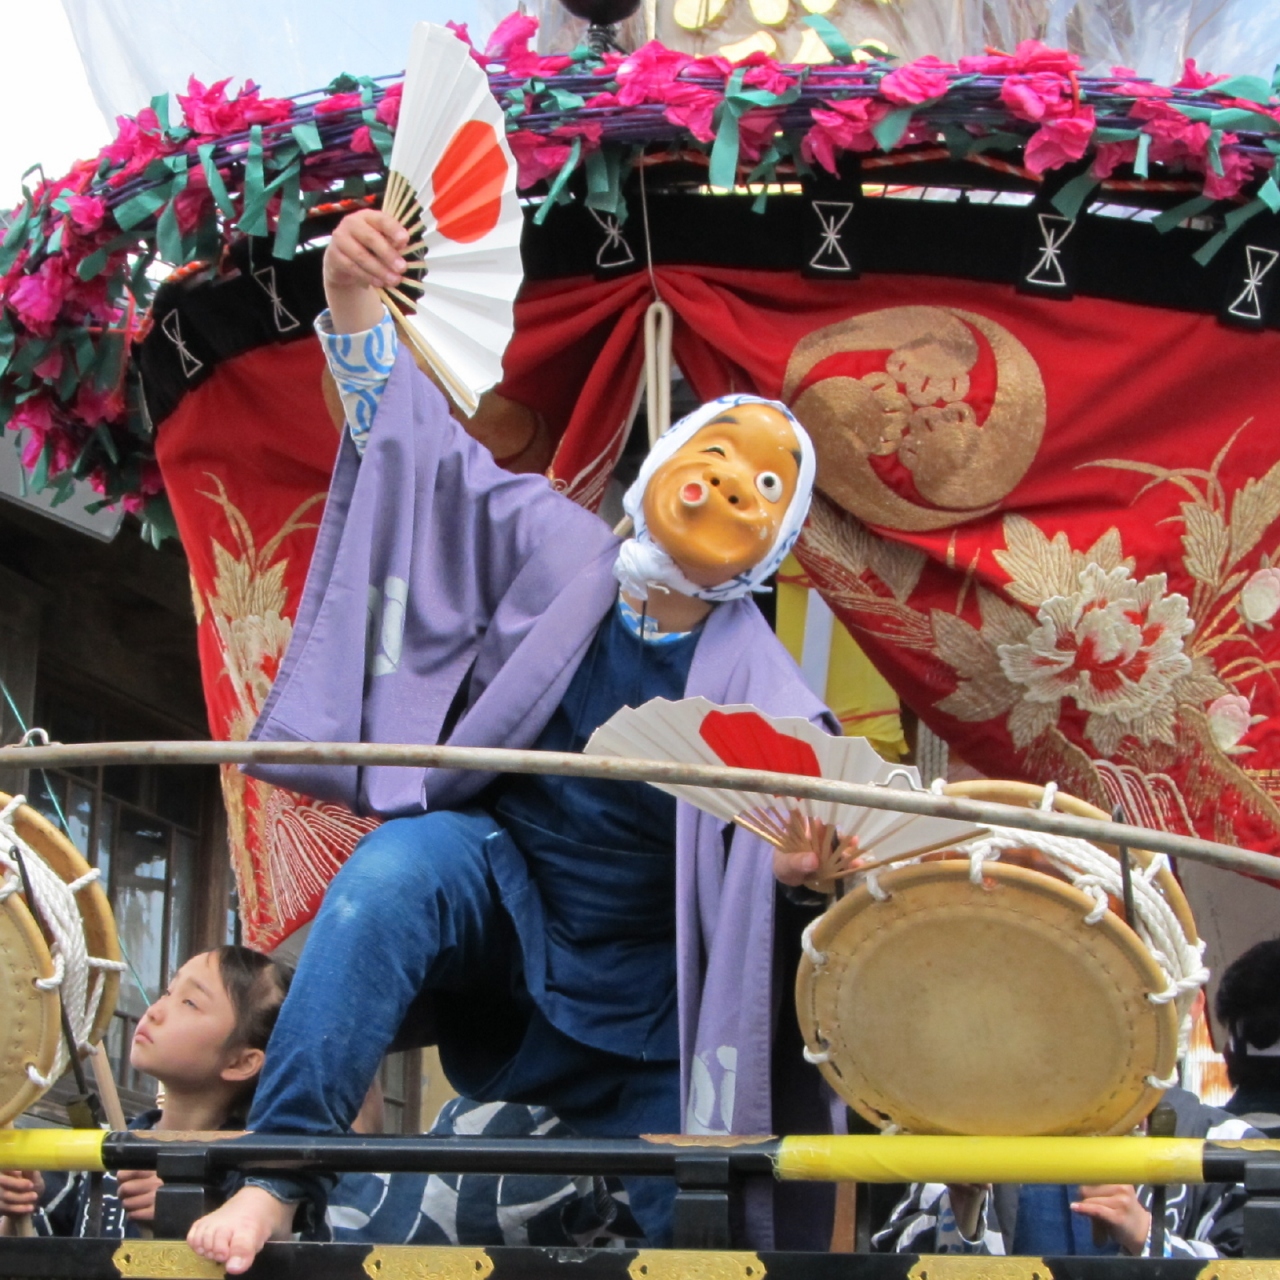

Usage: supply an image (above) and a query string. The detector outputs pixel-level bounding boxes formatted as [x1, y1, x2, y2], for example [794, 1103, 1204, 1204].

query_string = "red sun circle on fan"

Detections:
[430, 119, 507, 243]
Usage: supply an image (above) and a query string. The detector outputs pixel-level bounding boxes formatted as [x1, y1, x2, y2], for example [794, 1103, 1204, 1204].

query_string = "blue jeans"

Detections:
[247, 809, 679, 1243]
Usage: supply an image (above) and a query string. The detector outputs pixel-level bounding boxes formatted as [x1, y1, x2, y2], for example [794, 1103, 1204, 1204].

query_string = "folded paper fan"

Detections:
[584, 698, 983, 887]
[382, 23, 523, 415]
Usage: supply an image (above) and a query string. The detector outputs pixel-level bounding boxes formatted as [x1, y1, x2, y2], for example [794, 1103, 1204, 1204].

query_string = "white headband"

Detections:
[613, 394, 816, 603]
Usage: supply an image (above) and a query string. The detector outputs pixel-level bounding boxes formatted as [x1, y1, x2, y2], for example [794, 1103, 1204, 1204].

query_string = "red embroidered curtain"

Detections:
[157, 266, 1280, 946]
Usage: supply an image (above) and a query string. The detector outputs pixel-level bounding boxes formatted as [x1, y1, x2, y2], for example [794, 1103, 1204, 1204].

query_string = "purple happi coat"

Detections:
[250, 349, 837, 1239]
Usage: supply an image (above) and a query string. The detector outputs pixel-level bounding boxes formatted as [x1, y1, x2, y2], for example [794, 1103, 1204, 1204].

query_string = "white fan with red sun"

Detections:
[584, 698, 983, 888]
[381, 22, 523, 416]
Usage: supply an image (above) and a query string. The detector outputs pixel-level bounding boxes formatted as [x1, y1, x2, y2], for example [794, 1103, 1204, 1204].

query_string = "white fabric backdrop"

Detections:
[61, 0, 503, 124]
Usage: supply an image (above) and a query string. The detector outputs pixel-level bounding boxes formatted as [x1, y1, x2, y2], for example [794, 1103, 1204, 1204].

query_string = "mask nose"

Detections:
[705, 466, 748, 508]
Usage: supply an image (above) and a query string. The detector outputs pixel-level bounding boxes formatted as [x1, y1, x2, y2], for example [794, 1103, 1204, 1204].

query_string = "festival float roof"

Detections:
[4, 6, 1280, 543]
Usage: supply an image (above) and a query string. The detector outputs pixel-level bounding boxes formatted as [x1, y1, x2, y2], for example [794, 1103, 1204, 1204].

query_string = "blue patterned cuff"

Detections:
[315, 307, 399, 455]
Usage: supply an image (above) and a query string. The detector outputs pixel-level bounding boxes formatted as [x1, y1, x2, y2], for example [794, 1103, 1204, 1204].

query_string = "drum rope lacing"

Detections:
[0, 795, 126, 1088]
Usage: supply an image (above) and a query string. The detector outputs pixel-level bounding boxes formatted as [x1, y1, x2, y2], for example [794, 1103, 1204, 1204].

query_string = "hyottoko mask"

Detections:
[614, 395, 816, 603]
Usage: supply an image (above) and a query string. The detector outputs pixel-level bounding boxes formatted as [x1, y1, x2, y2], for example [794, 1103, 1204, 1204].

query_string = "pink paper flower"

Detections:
[179, 77, 292, 135]
[736, 51, 798, 97]
[1000, 72, 1074, 121]
[880, 55, 952, 105]
[616, 42, 693, 106]
[801, 98, 883, 173]
[1203, 144, 1255, 200]
[9, 259, 70, 333]
[103, 107, 171, 183]
[662, 82, 722, 143]
[1091, 138, 1137, 179]
[1175, 59, 1226, 90]
[508, 126, 600, 187]
[64, 194, 106, 234]
[375, 82, 402, 130]
[959, 40, 1081, 77]
[32, 348, 63, 381]
[1023, 108, 1095, 173]
[738, 110, 782, 166]
[76, 381, 126, 428]
[350, 125, 377, 154]
[315, 90, 363, 115]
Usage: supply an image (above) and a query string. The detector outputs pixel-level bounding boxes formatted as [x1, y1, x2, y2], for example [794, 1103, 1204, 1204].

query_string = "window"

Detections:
[24, 685, 226, 1115]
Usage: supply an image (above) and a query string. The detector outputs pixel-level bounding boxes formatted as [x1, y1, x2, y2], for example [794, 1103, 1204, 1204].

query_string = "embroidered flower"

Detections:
[880, 56, 952, 106]
[1207, 693, 1255, 754]
[997, 563, 1193, 758]
[1239, 566, 1280, 628]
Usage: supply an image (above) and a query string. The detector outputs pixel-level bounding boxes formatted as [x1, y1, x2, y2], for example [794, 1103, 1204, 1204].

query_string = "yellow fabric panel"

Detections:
[776, 555, 909, 761]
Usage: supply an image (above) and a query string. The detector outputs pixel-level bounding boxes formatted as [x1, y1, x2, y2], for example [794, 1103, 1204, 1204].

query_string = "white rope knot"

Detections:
[803, 1033, 831, 1065]
[864, 871, 890, 902]
[25, 1063, 54, 1089]
[1038, 781, 1060, 811]
[801, 917, 828, 968]
[966, 839, 1002, 886]
[1146, 1070, 1180, 1090]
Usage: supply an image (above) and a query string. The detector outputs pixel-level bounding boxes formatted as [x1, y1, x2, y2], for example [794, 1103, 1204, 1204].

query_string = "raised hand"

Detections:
[323, 209, 410, 334]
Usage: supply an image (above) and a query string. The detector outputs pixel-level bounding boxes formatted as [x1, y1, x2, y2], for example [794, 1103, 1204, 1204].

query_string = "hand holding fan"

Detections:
[584, 698, 983, 890]
[381, 23, 523, 415]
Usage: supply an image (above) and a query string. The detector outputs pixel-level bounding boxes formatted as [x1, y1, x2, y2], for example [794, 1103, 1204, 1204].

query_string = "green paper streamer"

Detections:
[154, 157, 189, 265]
[1207, 129, 1224, 177]
[1152, 193, 1215, 234]
[0, 316, 14, 380]
[1135, 131, 1151, 178]
[272, 165, 304, 260]
[30, 440, 50, 494]
[198, 144, 237, 219]
[1050, 170, 1098, 220]
[584, 146, 620, 217]
[1210, 75, 1273, 105]
[292, 121, 323, 154]
[140, 494, 179, 548]
[47, 473, 75, 509]
[1193, 197, 1267, 266]
[241, 125, 267, 235]
[802, 15, 852, 63]
[94, 423, 120, 465]
[710, 68, 748, 189]
[56, 354, 79, 401]
[151, 93, 172, 134]
[1209, 106, 1280, 133]
[872, 105, 914, 152]
[1260, 174, 1280, 215]
[534, 136, 583, 225]
[113, 186, 169, 231]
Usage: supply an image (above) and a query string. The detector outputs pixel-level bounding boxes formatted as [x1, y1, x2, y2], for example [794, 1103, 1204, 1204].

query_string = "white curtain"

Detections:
[62, 0, 503, 124]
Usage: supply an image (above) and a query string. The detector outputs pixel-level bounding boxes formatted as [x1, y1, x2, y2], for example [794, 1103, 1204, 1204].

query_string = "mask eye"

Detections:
[755, 471, 783, 503]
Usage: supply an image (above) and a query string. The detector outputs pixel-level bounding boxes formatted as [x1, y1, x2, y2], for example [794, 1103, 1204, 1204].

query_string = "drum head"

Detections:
[796, 861, 1179, 1136]
[0, 792, 120, 1047]
[0, 891, 61, 1125]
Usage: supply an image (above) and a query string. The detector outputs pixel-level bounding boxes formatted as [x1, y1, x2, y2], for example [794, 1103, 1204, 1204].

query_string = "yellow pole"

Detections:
[775, 1136, 1212, 1186]
[0, 1128, 105, 1173]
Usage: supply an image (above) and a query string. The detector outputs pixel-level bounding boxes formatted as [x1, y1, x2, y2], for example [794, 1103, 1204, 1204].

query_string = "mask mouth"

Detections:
[680, 480, 709, 508]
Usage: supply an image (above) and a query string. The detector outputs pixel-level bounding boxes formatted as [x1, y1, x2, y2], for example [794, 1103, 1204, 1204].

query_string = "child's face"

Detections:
[130, 950, 241, 1089]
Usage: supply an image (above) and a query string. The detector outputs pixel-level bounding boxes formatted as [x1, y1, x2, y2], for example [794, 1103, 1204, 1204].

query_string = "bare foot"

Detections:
[187, 1185, 296, 1275]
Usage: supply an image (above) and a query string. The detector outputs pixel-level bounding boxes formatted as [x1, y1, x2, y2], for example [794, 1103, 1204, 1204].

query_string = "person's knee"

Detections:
[323, 813, 488, 922]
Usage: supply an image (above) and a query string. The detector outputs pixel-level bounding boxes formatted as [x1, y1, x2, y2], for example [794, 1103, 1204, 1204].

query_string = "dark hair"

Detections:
[1215, 937, 1280, 1089]
[211, 945, 293, 1118]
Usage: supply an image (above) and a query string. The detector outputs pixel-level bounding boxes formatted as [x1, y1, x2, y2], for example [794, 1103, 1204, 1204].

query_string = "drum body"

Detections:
[795, 781, 1199, 1137]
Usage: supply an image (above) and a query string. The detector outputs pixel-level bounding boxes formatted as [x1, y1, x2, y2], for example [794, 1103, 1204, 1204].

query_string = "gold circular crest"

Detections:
[782, 306, 1047, 532]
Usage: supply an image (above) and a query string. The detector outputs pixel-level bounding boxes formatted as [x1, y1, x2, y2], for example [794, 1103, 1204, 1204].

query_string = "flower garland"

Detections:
[3, 12, 1279, 543]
